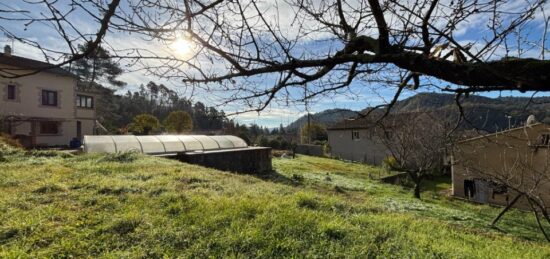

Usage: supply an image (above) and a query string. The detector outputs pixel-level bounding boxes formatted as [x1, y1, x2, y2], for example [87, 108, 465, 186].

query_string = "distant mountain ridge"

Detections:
[388, 93, 550, 132]
[287, 93, 550, 133]
[285, 109, 358, 132]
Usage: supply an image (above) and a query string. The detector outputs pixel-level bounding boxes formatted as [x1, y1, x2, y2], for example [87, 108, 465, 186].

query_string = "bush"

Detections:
[0, 133, 22, 148]
[268, 139, 281, 149]
[300, 123, 327, 143]
[382, 156, 398, 172]
[128, 114, 160, 135]
[323, 143, 331, 154]
[258, 136, 269, 147]
[280, 139, 290, 150]
[163, 111, 193, 133]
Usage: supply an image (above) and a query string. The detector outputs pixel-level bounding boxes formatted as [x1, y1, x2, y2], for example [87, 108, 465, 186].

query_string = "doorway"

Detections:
[77, 121, 82, 140]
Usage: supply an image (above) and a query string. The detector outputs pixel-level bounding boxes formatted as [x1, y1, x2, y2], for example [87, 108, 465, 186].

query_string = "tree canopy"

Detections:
[71, 43, 126, 88]
[128, 114, 160, 135]
[300, 123, 328, 144]
[164, 111, 193, 133]
[1, 0, 548, 113]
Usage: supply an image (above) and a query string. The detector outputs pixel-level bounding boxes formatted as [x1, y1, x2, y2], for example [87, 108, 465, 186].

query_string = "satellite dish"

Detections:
[526, 115, 537, 126]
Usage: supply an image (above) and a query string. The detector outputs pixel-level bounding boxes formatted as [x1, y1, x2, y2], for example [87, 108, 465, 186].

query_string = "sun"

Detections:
[171, 38, 193, 56]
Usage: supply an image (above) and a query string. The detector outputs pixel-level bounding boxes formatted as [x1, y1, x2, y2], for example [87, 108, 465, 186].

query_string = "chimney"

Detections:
[4, 45, 12, 56]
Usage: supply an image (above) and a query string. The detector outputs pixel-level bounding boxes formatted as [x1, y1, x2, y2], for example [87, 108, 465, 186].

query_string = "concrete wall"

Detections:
[178, 147, 272, 174]
[328, 129, 391, 165]
[295, 144, 324, 157]
[452, 124, 550, 210]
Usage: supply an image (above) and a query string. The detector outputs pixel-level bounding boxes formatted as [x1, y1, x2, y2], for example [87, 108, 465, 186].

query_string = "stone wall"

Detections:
[295, 144, 324, 157]
[177, 147, 272, 174]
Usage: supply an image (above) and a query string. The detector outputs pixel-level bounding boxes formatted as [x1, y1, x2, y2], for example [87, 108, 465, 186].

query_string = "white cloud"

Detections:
[230, 108, 308, 127]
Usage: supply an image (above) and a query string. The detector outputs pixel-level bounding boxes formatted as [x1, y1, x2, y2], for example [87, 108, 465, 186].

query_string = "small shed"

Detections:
[83, 135, 271, 174]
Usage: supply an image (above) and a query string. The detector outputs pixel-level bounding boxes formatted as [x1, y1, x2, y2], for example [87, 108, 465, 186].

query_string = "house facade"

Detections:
[327, 118, 391, 165]
[0, 45, 98, 147]
[452, 122, 550, 210]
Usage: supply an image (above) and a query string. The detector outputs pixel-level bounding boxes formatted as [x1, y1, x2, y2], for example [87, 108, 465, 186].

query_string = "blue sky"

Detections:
[1, 0, 548, 127]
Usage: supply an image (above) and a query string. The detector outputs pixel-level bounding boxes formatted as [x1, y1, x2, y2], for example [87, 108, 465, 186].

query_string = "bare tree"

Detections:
[377, 112, 450, 199]
[0, 1, 549, 113]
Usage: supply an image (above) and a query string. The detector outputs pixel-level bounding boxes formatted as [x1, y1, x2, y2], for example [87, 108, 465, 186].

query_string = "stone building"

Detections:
[452, 122, 550, 210]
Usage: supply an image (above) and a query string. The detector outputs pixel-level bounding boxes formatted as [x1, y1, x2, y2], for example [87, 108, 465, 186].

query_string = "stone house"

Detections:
[0, 45, 98, 147]
[451, 122, 550, 210]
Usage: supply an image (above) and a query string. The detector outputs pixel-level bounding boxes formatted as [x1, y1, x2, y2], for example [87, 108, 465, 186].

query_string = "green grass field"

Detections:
[1, 141, 549, 258]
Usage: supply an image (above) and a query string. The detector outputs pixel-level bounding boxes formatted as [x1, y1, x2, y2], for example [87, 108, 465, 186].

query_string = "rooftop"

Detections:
[0, 51, 76, 78]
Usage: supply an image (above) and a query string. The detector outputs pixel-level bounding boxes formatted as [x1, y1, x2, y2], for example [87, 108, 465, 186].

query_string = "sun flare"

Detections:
[171, 38, 193, 55]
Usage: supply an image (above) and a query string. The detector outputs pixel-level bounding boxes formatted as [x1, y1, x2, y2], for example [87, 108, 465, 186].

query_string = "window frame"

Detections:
[76, 94, 94, 109]
[351, 130, 360, 140]
[7, 84, 16, 100]
[39, 121, 59, 135]
[41, 90, 58, 106]
[538, 133, 550, 146]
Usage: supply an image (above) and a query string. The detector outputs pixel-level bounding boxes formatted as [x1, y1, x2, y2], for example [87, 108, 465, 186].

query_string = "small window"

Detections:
[7, 85, 16, 100]
[42, 90, 58, 106]
[538, 134, 550, 146]
[352, 130, 360, 140]
[40, 121, 59, 134]
[76, 95, 94, 108]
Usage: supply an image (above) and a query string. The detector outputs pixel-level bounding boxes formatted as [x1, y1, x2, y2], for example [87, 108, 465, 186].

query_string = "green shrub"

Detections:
[128, 114, 160, 135]
[382, 156, 398, 172]
[163, 111, 193, 133]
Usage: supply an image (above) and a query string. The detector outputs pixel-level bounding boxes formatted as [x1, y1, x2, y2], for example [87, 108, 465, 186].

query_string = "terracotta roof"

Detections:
[0, 53, 76, 78]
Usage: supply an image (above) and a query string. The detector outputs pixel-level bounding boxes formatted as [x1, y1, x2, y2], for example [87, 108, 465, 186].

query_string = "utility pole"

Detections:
[307, 111, 311, 144]
[304, 84, 311, 144]
[505, 115, 512, 129]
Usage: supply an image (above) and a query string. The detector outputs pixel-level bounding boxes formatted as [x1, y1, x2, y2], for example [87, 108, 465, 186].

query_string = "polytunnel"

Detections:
[82, 135, 271, 174]
[83, 135, 248, 155]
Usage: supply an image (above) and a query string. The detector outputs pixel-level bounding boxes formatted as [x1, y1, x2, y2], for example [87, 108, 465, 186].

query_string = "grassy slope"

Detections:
[0, 143, 549, 258]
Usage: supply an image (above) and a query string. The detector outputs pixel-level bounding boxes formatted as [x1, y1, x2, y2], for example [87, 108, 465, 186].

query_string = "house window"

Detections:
[76, 95, 94, 108]
[7, 85, 16, 100]
[536, 134, 550, 146]
[42, 90, 58, 106]
[39, 121, 59, 134]
[352, 130, 360, 140]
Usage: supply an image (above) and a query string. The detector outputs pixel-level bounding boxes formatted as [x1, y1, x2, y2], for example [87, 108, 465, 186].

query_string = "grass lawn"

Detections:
[1, 142, 549, 258]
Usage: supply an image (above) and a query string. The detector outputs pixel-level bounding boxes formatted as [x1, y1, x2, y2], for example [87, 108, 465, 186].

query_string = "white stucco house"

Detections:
[0, 45, 99, 147]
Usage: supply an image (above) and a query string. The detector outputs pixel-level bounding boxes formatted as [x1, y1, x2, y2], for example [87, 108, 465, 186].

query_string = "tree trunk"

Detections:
[409, 172, 422, 199]
[529, 198, 550, 242]
[491, 194, 523, 226]
[414, 183, 421, 199]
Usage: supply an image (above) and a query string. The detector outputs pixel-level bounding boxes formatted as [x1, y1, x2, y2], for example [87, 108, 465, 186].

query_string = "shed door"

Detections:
[474, 180, 489, 203]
